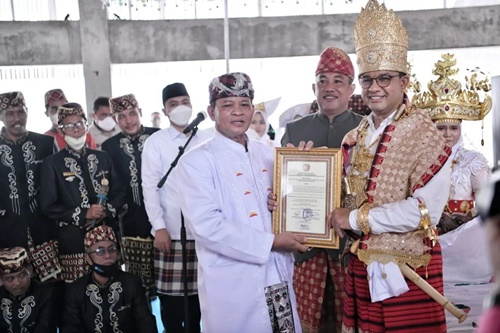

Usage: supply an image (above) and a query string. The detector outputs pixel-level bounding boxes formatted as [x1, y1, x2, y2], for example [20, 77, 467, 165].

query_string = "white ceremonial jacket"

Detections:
[177, 131, 301, 333]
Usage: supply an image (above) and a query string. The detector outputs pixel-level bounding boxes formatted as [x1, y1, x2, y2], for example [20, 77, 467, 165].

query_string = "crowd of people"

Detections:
[0, 0, 498, 332]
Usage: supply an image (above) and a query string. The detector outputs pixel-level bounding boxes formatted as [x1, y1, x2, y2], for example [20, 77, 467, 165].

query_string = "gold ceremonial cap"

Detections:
[412, 53, 492, 123]
[354, 0, 408, 75]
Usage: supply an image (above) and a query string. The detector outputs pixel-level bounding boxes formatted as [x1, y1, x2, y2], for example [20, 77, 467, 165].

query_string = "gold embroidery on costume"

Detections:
[345, 119, 374, 210]
[347, 106, 448, 269]
[357, 231, 432, 269]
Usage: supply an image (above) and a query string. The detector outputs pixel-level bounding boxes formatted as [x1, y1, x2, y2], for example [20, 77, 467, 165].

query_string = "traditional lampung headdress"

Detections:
[109, 94, 139, 114]
[315, 47, 355, 80]
[57, 102, 86, 124]
[44, 89, 68, 108]
[354, 0, 408, 75]
[411, 53, 492, 123]
[84, 225, 117, 249]
[0, 247, 30, 275]
[0, 91, 26, 112]
[209, 72, 254, 104]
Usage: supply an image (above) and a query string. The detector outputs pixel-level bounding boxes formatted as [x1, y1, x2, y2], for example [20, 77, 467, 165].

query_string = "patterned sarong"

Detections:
[59, 252, 90, 283]
[27, 230, 63, 282]
[293, 249, 346, 333]
[342, 243, 447, 333]
[265, 282, 296, 333]
[153, 240, 198, 296]
[122, 236, 155, 292]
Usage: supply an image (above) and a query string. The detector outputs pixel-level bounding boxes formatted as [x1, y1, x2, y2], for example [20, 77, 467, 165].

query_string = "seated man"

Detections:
[0, 247, 56, 333]
[61, 225, 157, 333]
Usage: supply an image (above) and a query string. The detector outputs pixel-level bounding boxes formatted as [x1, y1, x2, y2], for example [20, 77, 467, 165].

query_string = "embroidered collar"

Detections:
[90, 273, 115, 289]
[65, 146, 87, 158]
[0, 127, 29, 145]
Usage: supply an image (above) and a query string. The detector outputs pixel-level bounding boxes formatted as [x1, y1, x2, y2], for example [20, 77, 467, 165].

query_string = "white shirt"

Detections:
[176, 131, 301, 333]
[141, 126, 213, 240]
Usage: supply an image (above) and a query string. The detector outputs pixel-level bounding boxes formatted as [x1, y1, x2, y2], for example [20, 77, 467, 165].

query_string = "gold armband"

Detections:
[417, 201, 431, 230]
[417, 200, 438, 245]
[357, 203, 372, 234]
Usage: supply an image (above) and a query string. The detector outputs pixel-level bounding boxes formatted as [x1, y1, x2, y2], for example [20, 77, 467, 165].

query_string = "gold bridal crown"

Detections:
[412, 53, 492, 123]
[354, 0, 408, 75]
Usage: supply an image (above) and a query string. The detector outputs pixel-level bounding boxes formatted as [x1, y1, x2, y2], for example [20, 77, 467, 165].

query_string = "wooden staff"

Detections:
[350, 240, 468, 323]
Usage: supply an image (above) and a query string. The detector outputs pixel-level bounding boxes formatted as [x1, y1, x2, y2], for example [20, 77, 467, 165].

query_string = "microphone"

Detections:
[91, 179, 109, 228]
[183, 111, 207, 134]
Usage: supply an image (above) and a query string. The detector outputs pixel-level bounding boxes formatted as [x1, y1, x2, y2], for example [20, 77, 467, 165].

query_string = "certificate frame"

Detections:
[272, 148, 342, 249]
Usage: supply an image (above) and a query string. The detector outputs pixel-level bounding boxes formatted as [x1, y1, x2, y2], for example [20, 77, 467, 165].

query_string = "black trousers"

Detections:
[159, 294, 201, 333]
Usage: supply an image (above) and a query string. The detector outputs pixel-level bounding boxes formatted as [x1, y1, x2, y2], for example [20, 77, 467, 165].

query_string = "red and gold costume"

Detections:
[341, 1, 452, 332]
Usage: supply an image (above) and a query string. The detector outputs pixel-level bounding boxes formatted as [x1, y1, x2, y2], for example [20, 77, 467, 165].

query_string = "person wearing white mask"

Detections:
[142, 83, 212, 333]
[88, 96, 121, 149]
[44, 88, 97, 151]
[40, 102, 126, 284]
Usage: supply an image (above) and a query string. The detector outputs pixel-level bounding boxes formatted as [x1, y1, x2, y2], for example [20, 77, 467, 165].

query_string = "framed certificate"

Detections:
[272, 148, 342, 249]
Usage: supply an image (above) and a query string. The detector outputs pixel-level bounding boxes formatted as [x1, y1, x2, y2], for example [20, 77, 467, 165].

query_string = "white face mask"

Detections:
[168, 105, 192, 127]
[49, 113, 59, 126]
[96, 116, 116, 132]
[64, 135, 86, 151]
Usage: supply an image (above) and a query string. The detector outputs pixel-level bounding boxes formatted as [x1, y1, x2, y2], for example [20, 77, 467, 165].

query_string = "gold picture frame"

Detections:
[272, 148, 342, 249]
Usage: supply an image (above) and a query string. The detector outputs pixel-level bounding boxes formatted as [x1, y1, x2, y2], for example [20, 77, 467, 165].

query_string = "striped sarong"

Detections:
[342, 243, 447, 333]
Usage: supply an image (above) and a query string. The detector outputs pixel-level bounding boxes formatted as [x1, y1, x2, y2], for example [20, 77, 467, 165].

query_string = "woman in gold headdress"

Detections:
[434, 120, 490, 234]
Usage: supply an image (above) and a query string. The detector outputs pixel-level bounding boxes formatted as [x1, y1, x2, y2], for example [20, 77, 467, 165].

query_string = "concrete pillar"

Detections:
[492, 76, 500, 169]
[78, 0, 112, 116]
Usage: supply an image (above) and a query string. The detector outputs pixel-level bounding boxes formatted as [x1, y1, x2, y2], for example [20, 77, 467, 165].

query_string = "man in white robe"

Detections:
[177, 72, 308, 333]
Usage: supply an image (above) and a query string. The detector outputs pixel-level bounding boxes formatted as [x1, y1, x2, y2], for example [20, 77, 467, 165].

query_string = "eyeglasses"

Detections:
[359, 74, 403, 89]
[87, 244, 118, 257]
[58, 120, 88, 131]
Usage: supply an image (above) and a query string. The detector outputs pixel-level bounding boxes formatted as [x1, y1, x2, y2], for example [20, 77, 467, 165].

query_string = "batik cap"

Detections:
[315, 47, 355, 80]
[84, 225, 117, 249]
[109, 94, 139, 115]
[44, 89, 68, 108]
[162, 83, 189, 106]
[58, 102, 86, 124]
[0, 247, 30, 275]
[0, 91, 26, 113]
[209, 72, 254, 104]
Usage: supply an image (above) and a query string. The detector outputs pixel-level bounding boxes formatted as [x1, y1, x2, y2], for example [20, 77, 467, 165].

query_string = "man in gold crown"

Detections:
[330, 1, 452, 332]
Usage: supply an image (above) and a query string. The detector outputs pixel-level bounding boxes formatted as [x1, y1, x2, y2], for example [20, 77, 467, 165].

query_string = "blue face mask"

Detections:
[90, 261, 119, 278]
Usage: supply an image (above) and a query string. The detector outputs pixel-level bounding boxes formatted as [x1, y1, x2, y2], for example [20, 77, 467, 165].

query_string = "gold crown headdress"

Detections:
[354, 0, 408, 75]
[411, 53, 492, 124]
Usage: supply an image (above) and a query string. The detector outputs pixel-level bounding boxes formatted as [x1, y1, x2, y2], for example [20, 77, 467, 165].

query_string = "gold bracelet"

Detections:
[357, 203, 372, 234]
[417, 200, 431, 230]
